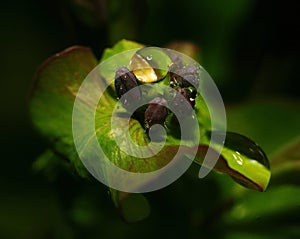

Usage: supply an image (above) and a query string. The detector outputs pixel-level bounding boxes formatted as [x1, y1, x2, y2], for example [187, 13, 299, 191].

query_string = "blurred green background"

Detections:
[1, 0, 299, 238]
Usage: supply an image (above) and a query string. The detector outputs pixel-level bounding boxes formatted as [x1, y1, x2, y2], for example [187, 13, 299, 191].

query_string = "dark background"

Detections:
[1, 0, 299, 238]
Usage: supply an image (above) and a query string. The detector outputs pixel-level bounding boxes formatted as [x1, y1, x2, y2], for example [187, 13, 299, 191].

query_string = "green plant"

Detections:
[30, 40, 299, 231]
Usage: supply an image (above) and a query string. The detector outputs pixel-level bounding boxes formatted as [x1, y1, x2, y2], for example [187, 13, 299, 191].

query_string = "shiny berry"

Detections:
[115, 66, 142, 108]
[145, 97, 168, 130]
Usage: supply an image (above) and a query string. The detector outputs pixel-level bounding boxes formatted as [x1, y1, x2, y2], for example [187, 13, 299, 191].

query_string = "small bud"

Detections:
[169, 64, 200, 90]
[145, 98, 168, 130]
[171, 89, 195, 119]
[178, 87, 197, 108]
[115, 66, 142, 108]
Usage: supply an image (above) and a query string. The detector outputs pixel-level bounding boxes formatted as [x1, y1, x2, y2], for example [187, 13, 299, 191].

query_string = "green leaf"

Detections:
[30, 46, 98, 177]
[100, 39, 143, 62]
[193, 132, 271, 192]
[270, 136, 300, 186]
[32, 149, 73, 181]
[224, 185, 300, 228]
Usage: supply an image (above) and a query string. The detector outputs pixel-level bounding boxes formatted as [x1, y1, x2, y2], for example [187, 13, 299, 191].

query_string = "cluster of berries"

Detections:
[114, 60, 200, 132]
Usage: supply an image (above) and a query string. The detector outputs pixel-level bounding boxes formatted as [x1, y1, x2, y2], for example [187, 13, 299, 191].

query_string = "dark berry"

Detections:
[145, 97, 168, 130]
[169, 63, 200, 90]
[115, 66, 142, 108]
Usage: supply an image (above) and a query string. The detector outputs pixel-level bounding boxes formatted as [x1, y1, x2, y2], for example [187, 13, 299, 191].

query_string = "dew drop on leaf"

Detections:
[208, 131, 271, 191]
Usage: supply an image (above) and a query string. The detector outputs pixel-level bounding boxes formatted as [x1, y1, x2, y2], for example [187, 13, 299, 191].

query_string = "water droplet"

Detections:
[234, 152, 243, 165]
[146, 55, 152, 61]
[209, 131, 269, 169]
[207, 131, 270, 191]
[236, 158, 243, 165]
